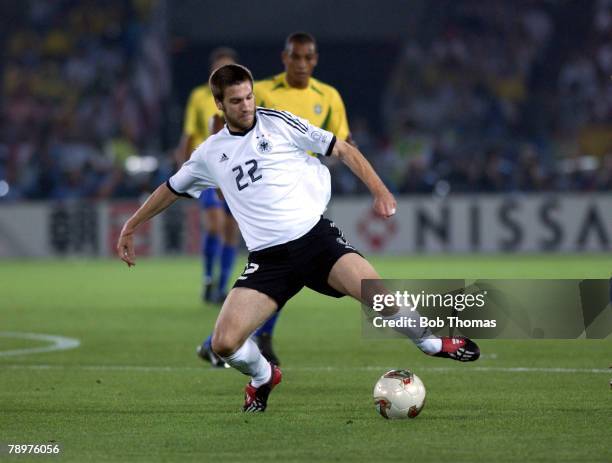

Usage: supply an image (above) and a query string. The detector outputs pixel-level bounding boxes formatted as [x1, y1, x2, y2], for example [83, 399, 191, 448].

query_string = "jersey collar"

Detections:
[277, 72, 314, 91]
[277, 72, 324, 95]
[226, 114, 257, 137]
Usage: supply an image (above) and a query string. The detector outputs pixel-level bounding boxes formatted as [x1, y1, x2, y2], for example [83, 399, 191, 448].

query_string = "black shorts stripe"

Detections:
[258, 109, 307, 134]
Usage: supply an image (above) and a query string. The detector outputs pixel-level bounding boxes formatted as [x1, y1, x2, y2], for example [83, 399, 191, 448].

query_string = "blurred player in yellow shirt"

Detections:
[198, 33, 353, 368]
[176, 47, 240, 308]
[254, 32, 351, 143]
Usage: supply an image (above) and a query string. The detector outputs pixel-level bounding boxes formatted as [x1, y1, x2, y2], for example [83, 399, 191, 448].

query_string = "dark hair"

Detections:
[209, 47, 238, 66]
[209, 64, 253, 101]
[285, 32, 317, 51]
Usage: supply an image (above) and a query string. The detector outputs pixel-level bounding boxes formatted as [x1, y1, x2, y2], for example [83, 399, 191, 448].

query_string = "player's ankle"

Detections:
[251, 362, 272, 388]
[416, 337, 442, 355]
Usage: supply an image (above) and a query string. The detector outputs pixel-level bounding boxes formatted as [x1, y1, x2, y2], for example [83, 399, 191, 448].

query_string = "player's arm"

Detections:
[328, 88, 353, 145]
[208, 114, 226, 200]
[265, 110, 394, 216]
[330, 139, 396, 218]
[116, 183, 181, 267]
[174, 134, 193, 165]
[176, 114, 224, 165]
[175, 89, 205, 165]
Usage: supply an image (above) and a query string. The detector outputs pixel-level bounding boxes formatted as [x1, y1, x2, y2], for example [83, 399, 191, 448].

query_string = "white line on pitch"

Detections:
[0, 332, 80, 357]
[0, 364, 609, 374]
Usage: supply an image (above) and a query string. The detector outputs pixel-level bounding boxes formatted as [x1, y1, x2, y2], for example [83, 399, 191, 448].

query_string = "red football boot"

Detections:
[432, 336, 480, 362]
[243, 363, 282, 412]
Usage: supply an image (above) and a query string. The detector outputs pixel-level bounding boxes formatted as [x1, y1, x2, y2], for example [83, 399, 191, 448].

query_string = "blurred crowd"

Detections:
[1, 0, 611, 200]
[363, 0, 612, 196]
[0, 0, 171, 200]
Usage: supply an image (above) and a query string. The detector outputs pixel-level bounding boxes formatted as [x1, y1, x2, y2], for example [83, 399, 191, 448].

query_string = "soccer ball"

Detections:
[373, 369, 426, 419]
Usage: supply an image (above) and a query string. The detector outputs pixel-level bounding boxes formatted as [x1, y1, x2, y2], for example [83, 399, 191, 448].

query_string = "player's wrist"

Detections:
[371, 184, 390, 199]
[121, 221, 137, 236]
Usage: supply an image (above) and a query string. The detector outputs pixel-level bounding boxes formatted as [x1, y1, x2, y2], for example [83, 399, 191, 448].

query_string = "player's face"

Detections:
[282, 41, 318, 88]
[218, 81, 255, 132]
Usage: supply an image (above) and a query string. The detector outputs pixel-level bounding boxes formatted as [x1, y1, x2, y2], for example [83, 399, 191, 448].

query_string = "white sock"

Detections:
[416, 337, 442, 355]
[378, 304, 442, 354]
[222, 338, 271, 387]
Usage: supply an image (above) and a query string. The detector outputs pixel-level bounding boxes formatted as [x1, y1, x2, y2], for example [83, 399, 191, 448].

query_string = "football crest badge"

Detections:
[256, 135, 272, 153]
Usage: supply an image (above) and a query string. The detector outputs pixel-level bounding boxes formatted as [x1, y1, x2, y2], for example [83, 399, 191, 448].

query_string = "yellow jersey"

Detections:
[254, 72, 350, 141]
[182, 84, 222, 149]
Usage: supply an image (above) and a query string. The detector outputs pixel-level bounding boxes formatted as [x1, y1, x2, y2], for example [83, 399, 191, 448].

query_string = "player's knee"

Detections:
[223, 234, 239, 246]
[223, 222, 239, 244]
[211, 331, 240, 357]
[204, 210, 223, 234]
[380, 306, 399, 317]
[206, 221, 222, 235]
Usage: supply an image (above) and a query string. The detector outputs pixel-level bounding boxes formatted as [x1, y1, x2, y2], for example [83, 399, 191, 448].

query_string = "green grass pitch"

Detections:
[1, 254, 610, 462]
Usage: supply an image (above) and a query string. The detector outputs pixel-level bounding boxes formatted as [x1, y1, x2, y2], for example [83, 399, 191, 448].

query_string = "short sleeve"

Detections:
[167, 152, 216, 199]
[259, 108, 336, 156]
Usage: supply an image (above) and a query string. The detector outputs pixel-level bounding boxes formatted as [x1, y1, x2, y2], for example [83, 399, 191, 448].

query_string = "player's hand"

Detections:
[373, 190, 397, 218]
[117, 228, 136, 267]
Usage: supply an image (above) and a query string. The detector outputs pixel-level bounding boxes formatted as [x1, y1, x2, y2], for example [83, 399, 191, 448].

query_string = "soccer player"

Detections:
[199, 32, 352, 366]
[175, 47, 240, 305]
[254, 32, 350, 142]
[117, 64, 480, 413]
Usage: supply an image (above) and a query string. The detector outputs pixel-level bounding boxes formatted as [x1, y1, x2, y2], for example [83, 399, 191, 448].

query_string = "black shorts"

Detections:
[233, 217, 362, 309]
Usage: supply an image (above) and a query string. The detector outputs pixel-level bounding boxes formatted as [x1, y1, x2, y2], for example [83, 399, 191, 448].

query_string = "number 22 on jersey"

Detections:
[232, 159, 262, 191]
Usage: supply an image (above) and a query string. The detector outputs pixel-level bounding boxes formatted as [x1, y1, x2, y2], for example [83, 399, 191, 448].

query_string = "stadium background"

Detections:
[1, 1, 610, 462]
[1, 0, 610, 256]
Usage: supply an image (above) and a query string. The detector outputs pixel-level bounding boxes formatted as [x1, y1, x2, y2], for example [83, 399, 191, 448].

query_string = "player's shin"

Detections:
[362, 282, 442, 355]
[218, 244, 237, 295]
[377, 304, 441, 353]
[203, 233, 221, 281]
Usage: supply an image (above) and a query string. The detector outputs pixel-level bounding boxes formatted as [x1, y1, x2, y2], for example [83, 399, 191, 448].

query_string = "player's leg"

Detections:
[200, 188, 224, 302]
[211, 287, 282, 412]
[213, 245, 301, 410]
[211, 287, 277, 357]
[195, 191, 227, 364]
[252, 312, 281, 365]
[216, 206, 239, 302]
[327, 253, 480, 361]
[202, 207, 223, 300]
[202, 307, 282, 368]
[325, 252, 423, 338]
[251, 229, 282, 365]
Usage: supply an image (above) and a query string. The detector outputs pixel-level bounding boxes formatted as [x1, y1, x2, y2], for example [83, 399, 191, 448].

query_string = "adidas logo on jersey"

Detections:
[219, 153, 229, 162]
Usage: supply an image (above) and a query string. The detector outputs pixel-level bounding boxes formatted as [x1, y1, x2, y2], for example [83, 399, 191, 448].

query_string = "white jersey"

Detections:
[168, 107, 336, 251]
